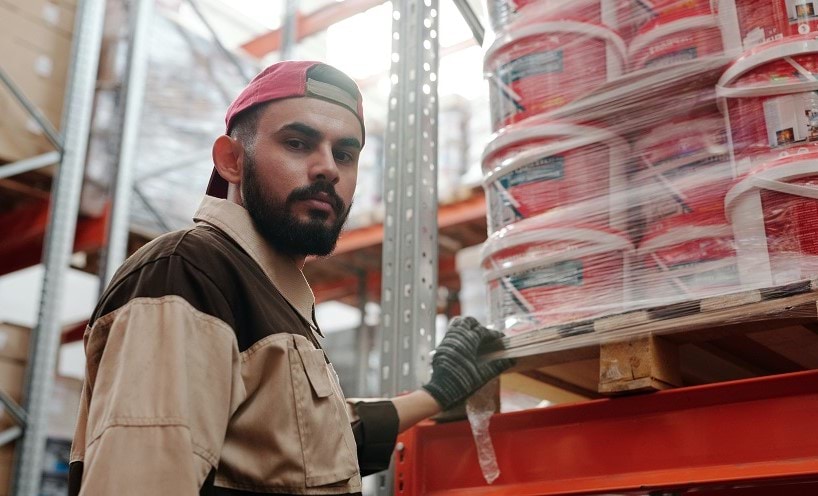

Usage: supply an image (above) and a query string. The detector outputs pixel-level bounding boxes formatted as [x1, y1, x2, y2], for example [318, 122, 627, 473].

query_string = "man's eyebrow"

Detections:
[337, 137, 362, 150]
[279, 122, 362, 151]
[278, 122, 322, 140]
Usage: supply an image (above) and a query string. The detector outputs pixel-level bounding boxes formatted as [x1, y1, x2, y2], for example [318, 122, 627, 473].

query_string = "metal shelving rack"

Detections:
[1, 0, 107, 493]
[1, 0, 484, 493]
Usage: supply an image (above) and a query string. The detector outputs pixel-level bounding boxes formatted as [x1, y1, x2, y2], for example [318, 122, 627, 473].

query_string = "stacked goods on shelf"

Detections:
[718, 35, 818, 287]
[0, 0, 77, 163]
[0, 322, 29, 494]
[480, 0, 818, 336]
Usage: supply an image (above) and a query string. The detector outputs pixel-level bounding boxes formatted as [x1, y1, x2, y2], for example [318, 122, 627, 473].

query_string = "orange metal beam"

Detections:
[331, 193, 486, 256]
[310, 255, 458, 304]
[0, 200, 108, 277]
[241, 0, 388, 57]
[395, 370, 818, 495]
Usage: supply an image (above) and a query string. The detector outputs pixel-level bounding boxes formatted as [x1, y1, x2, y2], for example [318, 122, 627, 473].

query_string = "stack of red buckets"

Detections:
[479, 0, 818, 336]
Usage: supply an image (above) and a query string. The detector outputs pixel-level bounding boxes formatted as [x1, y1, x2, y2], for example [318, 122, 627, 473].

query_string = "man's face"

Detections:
[240, 97, 362, 257]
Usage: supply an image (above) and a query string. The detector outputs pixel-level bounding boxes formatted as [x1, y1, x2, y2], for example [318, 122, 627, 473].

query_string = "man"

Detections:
[69, 61, 512, 495]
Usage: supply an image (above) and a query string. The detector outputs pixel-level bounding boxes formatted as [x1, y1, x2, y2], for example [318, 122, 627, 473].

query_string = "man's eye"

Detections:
[334, 151, 352, 162]
[286, 139, 306, 150]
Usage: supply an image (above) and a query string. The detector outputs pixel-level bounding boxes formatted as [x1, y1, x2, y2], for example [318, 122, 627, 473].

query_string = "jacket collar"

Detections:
[193, 196, 323, 336]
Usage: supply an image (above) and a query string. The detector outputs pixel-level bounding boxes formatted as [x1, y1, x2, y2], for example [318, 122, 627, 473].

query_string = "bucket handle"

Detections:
[638, 154, 692, 212]
[750, 176, 818, 200]
[716, 79, 818, 98]
[484, 242, 627, 282]
[649, 253, 693, 297]
[485, 21, 627, 68]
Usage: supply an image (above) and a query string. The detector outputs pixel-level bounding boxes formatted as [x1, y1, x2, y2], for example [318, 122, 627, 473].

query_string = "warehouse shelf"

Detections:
[395, 370, 818, 495]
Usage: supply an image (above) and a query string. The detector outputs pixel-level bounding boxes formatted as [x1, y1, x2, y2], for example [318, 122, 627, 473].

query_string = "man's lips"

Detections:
[299, 197, 335, 215]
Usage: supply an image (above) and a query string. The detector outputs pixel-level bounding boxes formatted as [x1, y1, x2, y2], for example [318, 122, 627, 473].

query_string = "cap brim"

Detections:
[206, 168, 229, 199]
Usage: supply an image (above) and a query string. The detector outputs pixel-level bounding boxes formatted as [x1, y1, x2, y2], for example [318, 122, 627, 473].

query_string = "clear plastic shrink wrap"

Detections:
[479, 0, 818, 337]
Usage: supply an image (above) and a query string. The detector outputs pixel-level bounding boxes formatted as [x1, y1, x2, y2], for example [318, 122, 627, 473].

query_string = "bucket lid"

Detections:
[634, 116, 725, 156]
[482, 124, 629, 186]
[716, 34, 818, 98]
[483, 120, 626, 164]
[481, 222, 633, 280]
[484, 21, 627, 69]
[632, 149, 730, 184]
[725, 150, 818, 213]
[638, 218, 732, 255]
[632, 162, 733, 209]
[511, 0, 608, 28]
[628, 14, 719, 59]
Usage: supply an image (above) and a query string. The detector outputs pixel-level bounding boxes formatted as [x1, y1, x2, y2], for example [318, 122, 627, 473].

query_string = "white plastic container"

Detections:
[482, 121, 629, 233]
[628, 14, 723, 71]
[725, 149, 818, 287]
[636, 216, 739, 302]
[716, 34, 818, 175]
[482, 222, 633, 334]
[485, 22, 627, 129]
[631, 115, 732, 226]
[718, 0, 818, 53]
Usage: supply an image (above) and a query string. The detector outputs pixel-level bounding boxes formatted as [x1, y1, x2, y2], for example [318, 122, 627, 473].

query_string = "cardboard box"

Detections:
[0, 0, 77, 37]
[0, 324, 29, 362]
[0, 358, 25, 404]
[0, 3, 73, 162]
[0, 444, 14, 496]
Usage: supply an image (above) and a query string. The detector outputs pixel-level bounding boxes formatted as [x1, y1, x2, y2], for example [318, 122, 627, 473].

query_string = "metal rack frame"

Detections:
[1, 0, 485, 492]
[1, 0, 107, 494]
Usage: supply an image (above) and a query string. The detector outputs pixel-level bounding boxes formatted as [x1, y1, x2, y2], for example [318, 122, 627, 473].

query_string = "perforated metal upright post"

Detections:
[377, 0, 439, 490]
[380, 0, 440, 405]
[280, 0, 299, 60]
[11, 0, 106, 493]
[102, 0, 154, 286]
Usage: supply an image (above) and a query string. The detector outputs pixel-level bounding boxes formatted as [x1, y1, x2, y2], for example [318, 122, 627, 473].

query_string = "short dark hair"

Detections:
[229, 101, 271, 157]
[228, 63, 361, 155]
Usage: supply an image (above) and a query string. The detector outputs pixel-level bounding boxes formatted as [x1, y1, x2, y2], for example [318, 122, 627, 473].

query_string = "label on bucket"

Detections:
[490, 260, 585, 319]
[499, 157, 565, 187]
[645, 46, 698, 68]
[724, 0, 818, 51]
[498, 51, 566, 81]
[488, 156, 566, 230]
[732, 0, 787, 49]
[490, 50, 565, 125]
[670, 261, 740, 292]
[762, 93, 818, 148]
[510, 260, 585, 289]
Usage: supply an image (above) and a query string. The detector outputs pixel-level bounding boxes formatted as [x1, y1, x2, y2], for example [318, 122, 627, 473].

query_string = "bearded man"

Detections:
[68, 61, 512, 495]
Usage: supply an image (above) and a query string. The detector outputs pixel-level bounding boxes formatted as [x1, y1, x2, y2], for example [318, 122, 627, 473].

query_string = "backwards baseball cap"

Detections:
[206, 60, 365, 198]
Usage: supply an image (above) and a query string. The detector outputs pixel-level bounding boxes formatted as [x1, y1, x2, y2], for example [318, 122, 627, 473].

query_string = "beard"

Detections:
[242, 155, 351, 257]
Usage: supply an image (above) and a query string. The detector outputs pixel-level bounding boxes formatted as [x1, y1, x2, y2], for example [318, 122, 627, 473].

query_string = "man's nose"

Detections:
[309, 144, 340, 184]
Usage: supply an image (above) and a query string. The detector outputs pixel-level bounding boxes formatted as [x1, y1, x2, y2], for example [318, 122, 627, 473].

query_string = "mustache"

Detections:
[286, 181, 345, 215]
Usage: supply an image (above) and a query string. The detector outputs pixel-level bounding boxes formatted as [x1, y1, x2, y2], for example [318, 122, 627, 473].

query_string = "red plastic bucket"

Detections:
[485, 22, 627, 130]
[636, 214, 739, 302]
[719, 0, 818, 53]
[482, 121, 629, 233]
[487, 0, 627, 35]
[482, 223, 633, 333]
[631, 115, 733, 225]
[717, 35, 818, 174]
[627, 0, 716, 42]
[628, 14, 723, 71]
[725, 150, 818, 287]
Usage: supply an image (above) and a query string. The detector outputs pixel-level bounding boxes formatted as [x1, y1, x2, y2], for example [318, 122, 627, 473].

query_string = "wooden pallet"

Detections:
[484, 279, 818, 399]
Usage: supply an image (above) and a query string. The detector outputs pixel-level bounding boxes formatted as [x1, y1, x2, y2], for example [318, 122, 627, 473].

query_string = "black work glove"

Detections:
[422, 316, 515, 410]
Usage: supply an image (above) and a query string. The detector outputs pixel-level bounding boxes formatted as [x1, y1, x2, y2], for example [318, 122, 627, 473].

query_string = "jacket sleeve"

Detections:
[70, 295, 245, 495]
[350, 400, 400, 476]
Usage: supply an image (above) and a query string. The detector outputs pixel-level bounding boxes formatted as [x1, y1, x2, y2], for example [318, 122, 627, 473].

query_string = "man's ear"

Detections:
[212, 135, 244, 188]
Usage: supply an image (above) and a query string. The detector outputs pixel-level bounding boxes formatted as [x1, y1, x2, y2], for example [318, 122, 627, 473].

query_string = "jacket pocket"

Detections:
[290, 335, 360, 488]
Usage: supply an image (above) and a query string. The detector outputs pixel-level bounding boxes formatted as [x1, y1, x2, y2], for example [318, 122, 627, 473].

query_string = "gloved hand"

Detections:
[422, 316, 515, 410]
